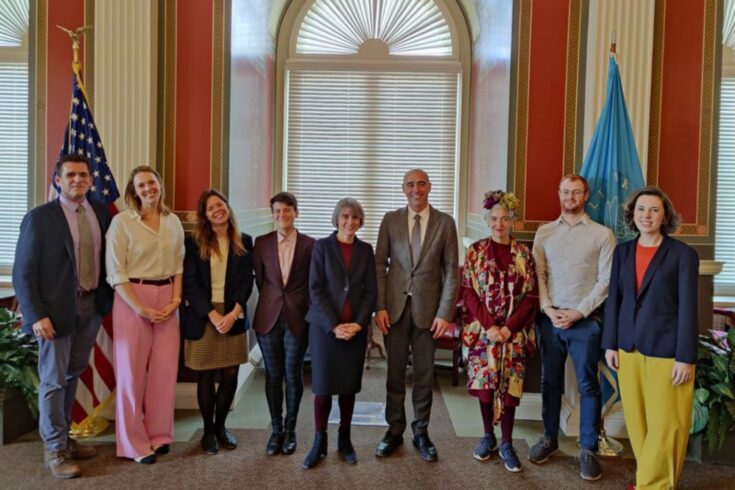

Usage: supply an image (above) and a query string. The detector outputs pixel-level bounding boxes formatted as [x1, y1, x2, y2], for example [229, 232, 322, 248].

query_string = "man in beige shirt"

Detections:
[529, 174, 616, 481]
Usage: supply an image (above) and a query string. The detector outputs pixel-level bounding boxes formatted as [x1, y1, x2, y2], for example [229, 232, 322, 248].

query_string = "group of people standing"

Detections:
[14, 157, 698, 489]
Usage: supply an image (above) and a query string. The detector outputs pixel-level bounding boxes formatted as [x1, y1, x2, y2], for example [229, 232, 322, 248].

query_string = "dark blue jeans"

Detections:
[537, 313, 601, 450]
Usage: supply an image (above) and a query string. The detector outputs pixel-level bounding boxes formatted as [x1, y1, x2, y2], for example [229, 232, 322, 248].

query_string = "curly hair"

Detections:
[622, 186, 681, 235]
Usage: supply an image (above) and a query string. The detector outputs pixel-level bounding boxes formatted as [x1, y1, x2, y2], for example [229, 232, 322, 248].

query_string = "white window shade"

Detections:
[716, 78, 735, 292]
[296, 0, 453, 56]
[0, 62, 28, 269]
[285, 69, 459, 244]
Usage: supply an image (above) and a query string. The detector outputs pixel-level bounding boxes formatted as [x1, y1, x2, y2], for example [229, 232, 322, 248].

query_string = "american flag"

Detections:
[53, 68, 119, 434]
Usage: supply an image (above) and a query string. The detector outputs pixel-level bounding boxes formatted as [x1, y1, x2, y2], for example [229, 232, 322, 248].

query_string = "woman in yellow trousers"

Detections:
[603, 186, 699, 490]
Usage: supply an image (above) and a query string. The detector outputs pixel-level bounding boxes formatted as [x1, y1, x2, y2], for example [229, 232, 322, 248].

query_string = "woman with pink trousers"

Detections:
[106, 166, 185, 464]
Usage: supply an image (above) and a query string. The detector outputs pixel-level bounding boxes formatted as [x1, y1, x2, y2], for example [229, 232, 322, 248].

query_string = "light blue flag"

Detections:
[580, 55, 645, 417]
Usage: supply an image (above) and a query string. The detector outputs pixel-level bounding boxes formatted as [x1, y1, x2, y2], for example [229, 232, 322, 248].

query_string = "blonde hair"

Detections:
[124, 166, 170, 215]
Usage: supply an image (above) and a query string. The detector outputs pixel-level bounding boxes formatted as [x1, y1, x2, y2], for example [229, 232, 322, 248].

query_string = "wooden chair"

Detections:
[713, 308, 735, 331]
[435, 267, 464, 386]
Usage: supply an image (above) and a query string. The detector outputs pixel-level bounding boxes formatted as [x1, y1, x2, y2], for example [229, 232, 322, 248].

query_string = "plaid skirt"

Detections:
[184, 303, 248, 371]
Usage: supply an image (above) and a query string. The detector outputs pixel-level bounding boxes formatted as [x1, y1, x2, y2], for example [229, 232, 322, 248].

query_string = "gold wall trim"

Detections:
[646, 0, 665, 186]
[84, 0, 94, 102]
[210, 0, 225, 192]
[161, 0, 177, 210]
[692, 0, 717, 237]
[513, 0, 532, 232]
[562, 0, 582, 176]
[33, 0, 48, 206]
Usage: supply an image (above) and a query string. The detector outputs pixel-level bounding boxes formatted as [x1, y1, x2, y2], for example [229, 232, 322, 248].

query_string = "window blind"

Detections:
[284, 69, 459, 245]
[0, 62, 28, 270]
[716, 78, 735, 292]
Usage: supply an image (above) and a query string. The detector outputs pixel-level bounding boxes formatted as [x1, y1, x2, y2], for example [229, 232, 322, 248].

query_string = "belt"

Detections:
[129, 277, 174, 286]
[76, 289, 96, 298]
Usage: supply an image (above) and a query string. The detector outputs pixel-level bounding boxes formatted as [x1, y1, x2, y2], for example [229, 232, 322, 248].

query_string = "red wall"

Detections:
[44, 0, 86, 181]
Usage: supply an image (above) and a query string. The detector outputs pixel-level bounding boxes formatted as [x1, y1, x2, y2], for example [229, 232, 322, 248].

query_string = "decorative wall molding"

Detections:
[94, 0, 158, 204]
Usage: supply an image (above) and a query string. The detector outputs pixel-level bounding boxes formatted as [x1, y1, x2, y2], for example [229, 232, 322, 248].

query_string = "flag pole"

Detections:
[57, 24, 111, 440]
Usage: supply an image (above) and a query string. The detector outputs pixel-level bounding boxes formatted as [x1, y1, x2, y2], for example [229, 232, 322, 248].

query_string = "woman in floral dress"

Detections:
[461, 190, 539, 473]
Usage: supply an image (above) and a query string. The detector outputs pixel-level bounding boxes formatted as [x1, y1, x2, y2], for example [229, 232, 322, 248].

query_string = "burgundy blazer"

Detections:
[252, 230, 315, 338]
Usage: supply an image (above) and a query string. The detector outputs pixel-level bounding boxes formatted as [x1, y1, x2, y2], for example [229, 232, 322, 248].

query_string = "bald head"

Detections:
[402, 168, 432, 212]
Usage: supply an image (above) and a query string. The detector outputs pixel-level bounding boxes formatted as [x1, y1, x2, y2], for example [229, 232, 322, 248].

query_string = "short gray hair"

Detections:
[332, 198, 365, 228]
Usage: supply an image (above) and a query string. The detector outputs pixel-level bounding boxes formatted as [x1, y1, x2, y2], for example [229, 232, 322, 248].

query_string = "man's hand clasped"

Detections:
[545, 306, 583, 329]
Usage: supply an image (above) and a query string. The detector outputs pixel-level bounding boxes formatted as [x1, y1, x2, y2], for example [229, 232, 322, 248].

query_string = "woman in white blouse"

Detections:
[106, 166, 185, 464]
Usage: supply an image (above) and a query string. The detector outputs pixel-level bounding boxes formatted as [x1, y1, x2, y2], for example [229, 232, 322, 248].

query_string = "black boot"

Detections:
[302, 432, 327, 469]
[338, 427, 357, 464]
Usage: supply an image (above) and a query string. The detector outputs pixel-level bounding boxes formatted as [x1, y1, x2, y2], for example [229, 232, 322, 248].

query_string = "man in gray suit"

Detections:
[374, 168, 458, 462]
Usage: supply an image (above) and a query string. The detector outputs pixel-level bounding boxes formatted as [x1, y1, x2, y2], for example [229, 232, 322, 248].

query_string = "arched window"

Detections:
[0, 0, 28, 273]
[278, 0, 469, 243]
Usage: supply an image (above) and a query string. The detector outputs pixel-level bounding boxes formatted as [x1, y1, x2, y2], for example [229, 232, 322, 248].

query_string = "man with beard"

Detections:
[529, 174, 616, 481]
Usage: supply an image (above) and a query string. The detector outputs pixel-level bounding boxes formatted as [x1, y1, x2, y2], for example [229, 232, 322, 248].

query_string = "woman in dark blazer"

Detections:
[182, 189, 254, 454]
[302, 198, 377, 469]
[603, 186, 699, 489]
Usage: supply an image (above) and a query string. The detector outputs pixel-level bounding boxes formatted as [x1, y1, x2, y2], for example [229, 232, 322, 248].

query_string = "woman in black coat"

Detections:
[302, 198, 377, 469]
[182, 189, 254, 454]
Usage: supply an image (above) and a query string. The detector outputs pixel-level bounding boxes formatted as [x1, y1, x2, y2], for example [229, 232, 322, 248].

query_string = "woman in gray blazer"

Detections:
[302, 198, 377, 469]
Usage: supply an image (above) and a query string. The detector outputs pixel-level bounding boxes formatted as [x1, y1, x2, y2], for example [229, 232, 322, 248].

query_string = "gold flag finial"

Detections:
[610, 30, 617, 54]
[56, 25, 92, 68]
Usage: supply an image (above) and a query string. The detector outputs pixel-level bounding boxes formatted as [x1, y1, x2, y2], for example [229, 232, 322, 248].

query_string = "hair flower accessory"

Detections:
[483, 190, 520, 212]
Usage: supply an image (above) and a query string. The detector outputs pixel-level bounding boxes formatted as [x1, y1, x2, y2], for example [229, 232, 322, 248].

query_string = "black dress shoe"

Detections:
[266, 432, 284, 456]
[201, 431, 219, 455]
[375, 430, 403, 457]
[153, 444, 170, 455]
[216, 428, 237, 450]
[282, 431, 297, 455]
[413, 433, 438, 462]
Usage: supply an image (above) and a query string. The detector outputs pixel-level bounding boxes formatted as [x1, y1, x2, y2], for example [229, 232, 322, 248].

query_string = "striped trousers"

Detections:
[256, 315, 308, 432]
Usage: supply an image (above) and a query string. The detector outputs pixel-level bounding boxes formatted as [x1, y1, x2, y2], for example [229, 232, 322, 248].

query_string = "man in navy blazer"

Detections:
[13, 155, 113, 479]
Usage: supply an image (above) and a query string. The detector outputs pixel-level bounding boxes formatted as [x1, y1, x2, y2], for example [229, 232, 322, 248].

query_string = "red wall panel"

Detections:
[655, 0, 704, 223]
[523, 0, 570, 221]
[174, 0, 213, 211]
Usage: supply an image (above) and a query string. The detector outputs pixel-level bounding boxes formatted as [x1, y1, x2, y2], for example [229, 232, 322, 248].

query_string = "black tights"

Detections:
[197, 366, 239, 431]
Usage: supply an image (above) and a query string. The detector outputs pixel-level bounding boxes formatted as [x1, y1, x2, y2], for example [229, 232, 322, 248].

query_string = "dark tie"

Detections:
[77, 205, 95, 291]
[411, 214, 422, 266]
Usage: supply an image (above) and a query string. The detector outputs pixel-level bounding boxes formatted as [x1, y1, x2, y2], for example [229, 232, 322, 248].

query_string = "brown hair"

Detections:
[124, 166, 170, 215]
[559, 174, 589, 193]
[623, 186, 681, 235]
[56, 154, 92, 176]
[270, 191, 298, 211]
[194, 189, 246, 260]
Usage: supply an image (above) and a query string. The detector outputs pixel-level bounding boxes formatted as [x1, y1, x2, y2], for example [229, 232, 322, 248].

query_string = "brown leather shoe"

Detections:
[68, 439, 98, 460]
[44, 450, 81, 479]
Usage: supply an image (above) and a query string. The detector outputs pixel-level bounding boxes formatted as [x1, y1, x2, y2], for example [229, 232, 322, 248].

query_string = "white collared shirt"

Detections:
[532, 214, 616, 317]
[407, 205, 430, 247]
[105, 210, 185, 287]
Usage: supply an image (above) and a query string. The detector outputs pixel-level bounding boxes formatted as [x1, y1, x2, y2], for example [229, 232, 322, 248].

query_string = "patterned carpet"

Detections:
[1, 366, 734, 489]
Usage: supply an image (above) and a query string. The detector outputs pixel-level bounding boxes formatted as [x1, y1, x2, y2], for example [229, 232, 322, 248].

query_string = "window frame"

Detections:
[274, 0, 472, 236]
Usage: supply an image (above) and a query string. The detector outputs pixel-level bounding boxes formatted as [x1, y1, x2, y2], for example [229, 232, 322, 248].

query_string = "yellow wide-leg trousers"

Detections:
[618, 350, 694, 490]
